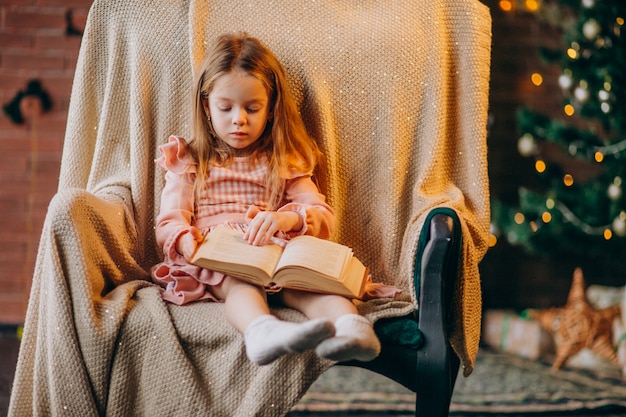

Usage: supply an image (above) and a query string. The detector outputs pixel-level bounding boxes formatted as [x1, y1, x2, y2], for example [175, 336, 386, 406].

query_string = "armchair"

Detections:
[9, 1, 491, 416]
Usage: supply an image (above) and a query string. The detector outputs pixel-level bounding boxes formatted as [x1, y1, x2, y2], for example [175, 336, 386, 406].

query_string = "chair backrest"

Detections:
[60, 0, 491, 300]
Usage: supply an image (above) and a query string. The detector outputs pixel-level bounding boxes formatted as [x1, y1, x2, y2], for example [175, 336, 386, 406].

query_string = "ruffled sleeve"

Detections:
[154, 136, 199, 261]
[156, 135, 197, 175]
[278, 174, 335, 239]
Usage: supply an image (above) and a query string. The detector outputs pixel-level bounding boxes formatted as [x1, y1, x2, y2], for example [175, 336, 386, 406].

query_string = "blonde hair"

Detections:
[189, 32, 320, 209]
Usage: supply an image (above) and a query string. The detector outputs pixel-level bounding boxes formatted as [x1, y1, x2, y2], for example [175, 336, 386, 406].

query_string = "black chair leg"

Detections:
[415, 213, 460, 416]
[341, 212, 462, 416]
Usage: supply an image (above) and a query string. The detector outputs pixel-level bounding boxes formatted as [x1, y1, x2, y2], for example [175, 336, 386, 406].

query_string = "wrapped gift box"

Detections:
[482, 309, 554, 359]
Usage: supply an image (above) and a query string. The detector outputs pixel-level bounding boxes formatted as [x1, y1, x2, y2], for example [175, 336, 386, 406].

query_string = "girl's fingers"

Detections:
[255, 221, 273, 245]
[245, 211, 290, 245]
[250, 216, 277, 245]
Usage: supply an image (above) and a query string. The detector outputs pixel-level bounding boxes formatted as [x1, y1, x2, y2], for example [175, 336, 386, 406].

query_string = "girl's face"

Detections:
[206, 71, 271, 156]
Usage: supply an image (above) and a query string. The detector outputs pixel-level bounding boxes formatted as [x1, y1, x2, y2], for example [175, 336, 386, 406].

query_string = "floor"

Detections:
[3, 326, 625, 417]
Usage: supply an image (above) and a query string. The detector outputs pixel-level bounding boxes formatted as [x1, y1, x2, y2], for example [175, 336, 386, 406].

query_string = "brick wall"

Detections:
[0, 0, 92, 324]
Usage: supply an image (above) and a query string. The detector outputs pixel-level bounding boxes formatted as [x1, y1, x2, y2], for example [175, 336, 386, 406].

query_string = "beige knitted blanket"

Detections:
[9, 0, 491, 415]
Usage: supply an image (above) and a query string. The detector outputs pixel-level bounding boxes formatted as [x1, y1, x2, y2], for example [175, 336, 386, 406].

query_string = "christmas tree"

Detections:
[492, 0, 626, 258]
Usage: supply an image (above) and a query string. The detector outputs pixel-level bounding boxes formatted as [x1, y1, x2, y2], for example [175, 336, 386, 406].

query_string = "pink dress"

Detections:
[151, 136, 336, 305]
[151, 135, 400, 305]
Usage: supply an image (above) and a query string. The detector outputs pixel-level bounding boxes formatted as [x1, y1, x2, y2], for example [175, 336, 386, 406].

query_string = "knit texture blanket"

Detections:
[9, 0, 491, 416]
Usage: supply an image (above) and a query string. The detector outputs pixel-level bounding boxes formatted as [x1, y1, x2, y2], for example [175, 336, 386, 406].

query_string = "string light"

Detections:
[525, 0, 540, 12]
[564, 104, 575, 116]
[498, 0, 542, 13]
[509, 193, 626, 240]
[594, 151, 604, 162]
[593, 138, 626, 157]
[530, 72, 543, 86]
[563, 174, 574, 186]
[556, 201, 610, 236]
[535, 160, 546, 173]
[499, 0, 514, 12]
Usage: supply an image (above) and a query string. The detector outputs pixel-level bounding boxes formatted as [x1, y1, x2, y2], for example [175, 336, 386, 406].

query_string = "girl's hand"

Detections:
[176, 229, 202, 260]
[244, 206, 302, 246]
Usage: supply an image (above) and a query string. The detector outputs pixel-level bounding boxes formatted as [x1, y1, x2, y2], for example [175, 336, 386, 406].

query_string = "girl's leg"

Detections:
[213, 277, 334, 365]
[279, 290, 357, 321]
[217, 275, 270, 332]
[280, 290, 381, 362]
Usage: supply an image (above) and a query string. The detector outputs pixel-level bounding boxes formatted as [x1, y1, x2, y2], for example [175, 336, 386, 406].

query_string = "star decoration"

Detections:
[528, 267, 621, 371]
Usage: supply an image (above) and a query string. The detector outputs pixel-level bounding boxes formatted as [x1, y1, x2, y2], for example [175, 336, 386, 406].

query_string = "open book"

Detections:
[190, 225, 368, 299]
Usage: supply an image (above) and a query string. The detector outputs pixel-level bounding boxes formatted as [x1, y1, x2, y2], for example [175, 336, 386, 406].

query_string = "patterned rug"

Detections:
[289, 349, 626, 415]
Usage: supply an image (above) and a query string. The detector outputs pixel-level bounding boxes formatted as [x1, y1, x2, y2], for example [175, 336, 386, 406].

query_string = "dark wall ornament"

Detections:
[2, 80, 52, 125]
[65, 9, 84, 37]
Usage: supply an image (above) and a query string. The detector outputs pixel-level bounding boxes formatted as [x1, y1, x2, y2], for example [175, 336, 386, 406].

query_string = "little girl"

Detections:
[151, 33, 388, 365]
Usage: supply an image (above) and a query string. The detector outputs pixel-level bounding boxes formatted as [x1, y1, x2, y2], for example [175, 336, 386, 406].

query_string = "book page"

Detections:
[275, 235, 351, 279]
[191, 226, 283, 281]
[341, 257, 368, 297]
[274, 256, 367, 298]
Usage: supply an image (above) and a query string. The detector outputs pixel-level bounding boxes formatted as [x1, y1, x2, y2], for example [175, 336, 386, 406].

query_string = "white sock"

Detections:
[244, 315, 335, 365]
[315, 314, 381, 362]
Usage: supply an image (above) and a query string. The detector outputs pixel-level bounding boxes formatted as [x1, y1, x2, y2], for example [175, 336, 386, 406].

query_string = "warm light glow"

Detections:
[595, 151, 604, 162]
[564, 104, 575, 116]
[525, 0, 540, 12]
[529, 221, 538, 232]
[531, 73, 543, 86]
[563, 174, 574, 186]
[535, 160, 546, 173]
[599, 90, 610, 101]
[546, 198, 555, 209]
[567, 48, 578, 59]
[499, 0, 514, 12]
[617, 17, 624, 26]
[514, 212, 525, 224]
[489, 234, 498, 247]
[604, 229, 613, 240]
[541, 212, 552, 223]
